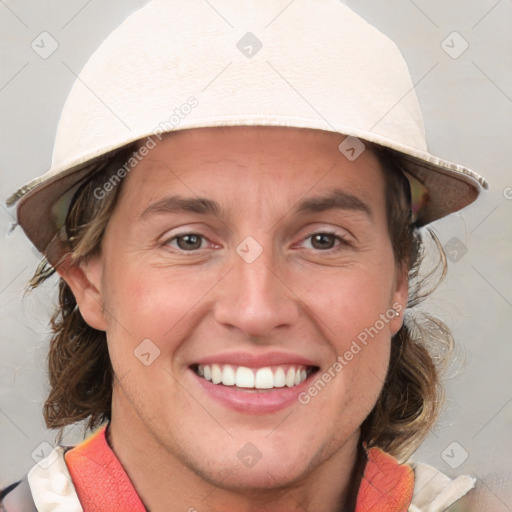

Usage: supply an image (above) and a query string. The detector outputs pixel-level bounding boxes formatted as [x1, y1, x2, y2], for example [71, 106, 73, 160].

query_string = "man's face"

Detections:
[77, 126, 407, 490]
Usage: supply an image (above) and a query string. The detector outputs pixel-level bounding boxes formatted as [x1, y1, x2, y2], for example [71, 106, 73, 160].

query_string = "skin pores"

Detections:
[62, 126, 407, 511]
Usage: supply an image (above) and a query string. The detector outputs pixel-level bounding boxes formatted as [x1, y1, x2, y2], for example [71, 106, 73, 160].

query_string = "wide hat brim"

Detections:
[7, 0, 488, 265]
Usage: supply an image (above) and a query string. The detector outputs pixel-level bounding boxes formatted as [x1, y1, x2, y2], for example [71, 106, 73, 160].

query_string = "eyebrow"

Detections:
[139, 189, 372, 221]
[294, 189, 373, 219]
[140, 195, 220, 220]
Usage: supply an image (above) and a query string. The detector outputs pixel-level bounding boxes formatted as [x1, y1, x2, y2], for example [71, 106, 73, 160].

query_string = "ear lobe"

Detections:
[56, 254, 107, 331]
[390, 265, 409, 335]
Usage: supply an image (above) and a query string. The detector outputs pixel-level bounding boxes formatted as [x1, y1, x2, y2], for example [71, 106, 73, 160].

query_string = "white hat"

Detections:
[7, 0, 488, 265]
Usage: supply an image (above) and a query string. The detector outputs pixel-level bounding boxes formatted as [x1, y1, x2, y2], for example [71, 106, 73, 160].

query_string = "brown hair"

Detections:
[362, 147, 451, 459]
[30, 140, 451, 460]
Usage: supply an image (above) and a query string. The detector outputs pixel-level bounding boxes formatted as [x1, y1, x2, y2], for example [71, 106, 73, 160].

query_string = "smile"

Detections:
[194, 364, 315, 390]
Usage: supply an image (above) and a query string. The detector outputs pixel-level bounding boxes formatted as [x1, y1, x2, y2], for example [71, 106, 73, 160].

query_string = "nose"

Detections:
[213, 250, 300, 339]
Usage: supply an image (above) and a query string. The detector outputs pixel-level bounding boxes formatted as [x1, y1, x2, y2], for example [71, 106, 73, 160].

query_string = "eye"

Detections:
[302, 232, 346, 251]
[167, 233, 207, 251]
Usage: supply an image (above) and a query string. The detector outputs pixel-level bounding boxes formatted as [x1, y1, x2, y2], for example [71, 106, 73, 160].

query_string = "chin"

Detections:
[204, 459, 307, 492]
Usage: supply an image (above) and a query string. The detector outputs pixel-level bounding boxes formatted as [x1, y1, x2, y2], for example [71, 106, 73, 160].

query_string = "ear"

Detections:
[389, 264, 409, 335]
[56, 254, 107, 331]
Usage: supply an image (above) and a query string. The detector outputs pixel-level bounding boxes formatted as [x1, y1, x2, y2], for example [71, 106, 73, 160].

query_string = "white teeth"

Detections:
[273, 367, 286, 388]
[221, 365, 236, 386]
[236, 367, 255, 388]
[254, 367, 274, 389]
[285, 368, 296, 387]
[196, 364, 311, 390]
[211, 364, 222, 384]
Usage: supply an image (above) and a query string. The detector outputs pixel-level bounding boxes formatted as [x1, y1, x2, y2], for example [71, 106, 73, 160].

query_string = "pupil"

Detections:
[312, 233, 335, 249]
[178, 234, 201, 250]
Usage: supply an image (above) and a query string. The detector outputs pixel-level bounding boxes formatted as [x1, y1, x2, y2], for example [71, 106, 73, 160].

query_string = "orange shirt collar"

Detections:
[355, 445, 415, 511]
[65, 425, 146, 512]
[65, 426, 414, 512]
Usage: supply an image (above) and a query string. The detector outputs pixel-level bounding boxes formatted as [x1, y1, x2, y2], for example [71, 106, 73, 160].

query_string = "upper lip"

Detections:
[192, 351, 319, 369]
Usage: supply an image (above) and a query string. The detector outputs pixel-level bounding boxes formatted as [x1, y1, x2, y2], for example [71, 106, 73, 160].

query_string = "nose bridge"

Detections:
[213, 246, 299, 337]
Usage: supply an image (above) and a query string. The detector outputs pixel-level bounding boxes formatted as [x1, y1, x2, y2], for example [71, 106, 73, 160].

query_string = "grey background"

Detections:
[1, 1, 511, 510]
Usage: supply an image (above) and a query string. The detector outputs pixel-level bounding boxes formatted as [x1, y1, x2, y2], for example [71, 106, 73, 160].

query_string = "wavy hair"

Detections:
[29, 139, 452, 460]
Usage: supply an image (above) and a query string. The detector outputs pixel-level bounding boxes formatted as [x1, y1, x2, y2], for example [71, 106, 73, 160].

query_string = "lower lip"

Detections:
[191, 369, 314, 414]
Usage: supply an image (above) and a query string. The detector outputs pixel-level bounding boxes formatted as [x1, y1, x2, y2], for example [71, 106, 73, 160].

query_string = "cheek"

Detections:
[300, 264, 397, 343]
[99, 261, 223, 361]
[100, 265, 209, 408]
[311, 329, 391, 438]
[295, 264, 394, 421]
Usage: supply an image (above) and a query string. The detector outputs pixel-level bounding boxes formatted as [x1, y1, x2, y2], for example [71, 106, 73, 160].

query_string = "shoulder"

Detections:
[0, 446, 83, 512]
[1, 477, 37, 511]
[409, 460, 476, 512]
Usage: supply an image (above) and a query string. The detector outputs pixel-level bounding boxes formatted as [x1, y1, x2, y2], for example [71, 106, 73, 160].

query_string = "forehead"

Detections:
[116, 126, 387, 219]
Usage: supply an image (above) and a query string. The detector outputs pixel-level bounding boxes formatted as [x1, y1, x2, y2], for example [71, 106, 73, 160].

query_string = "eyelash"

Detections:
[163, 230, 349, 253]
[299, 230, 349, 252]
[164, 233, 212, 251]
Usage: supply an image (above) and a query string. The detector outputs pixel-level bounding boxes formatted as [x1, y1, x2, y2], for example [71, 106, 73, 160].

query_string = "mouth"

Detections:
[192, 363, 318, 391]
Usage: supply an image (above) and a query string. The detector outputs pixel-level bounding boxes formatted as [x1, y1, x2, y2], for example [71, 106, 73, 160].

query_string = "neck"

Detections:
[109, 407, 365, 512]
